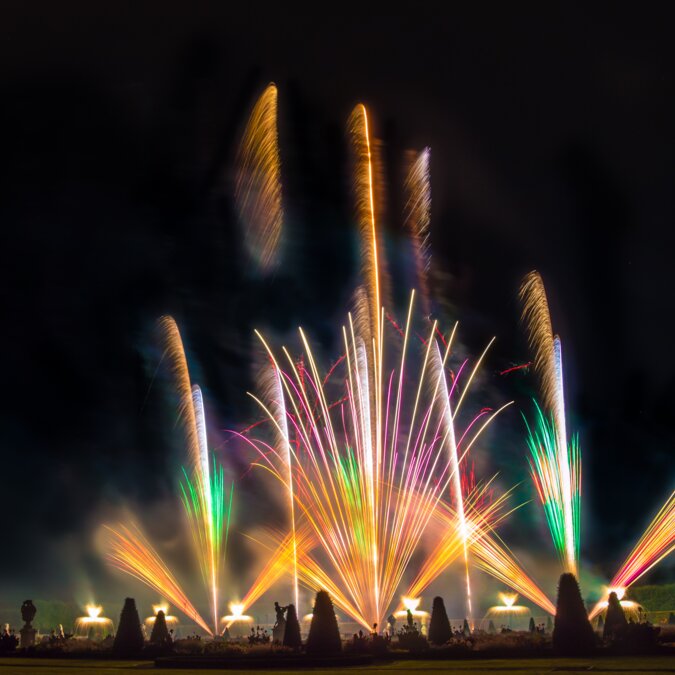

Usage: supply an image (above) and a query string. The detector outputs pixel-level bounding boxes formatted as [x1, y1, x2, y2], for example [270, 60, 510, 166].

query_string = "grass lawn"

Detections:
[0, 656, 673, 674]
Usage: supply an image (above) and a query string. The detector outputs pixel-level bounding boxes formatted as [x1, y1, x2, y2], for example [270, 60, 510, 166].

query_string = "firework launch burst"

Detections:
[589, 491, 675, 619]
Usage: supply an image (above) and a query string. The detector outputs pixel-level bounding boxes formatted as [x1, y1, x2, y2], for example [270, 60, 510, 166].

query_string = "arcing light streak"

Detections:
[588, 491, 675, 620]
[524, 401, 581, 569]
[430, 339, 473, 622]
[519, 271, 578, 576]
[403, 148, 432, 316]
[348, 104, 381, 354]
[104, 523, 212, 634]
[257, 362, 299, 610]
[235, 83, 283, 272]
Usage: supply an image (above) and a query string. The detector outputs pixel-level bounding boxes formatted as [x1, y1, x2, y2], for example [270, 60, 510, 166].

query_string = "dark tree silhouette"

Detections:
[597, 614, 604, 631]
[113, 598, 144, 657]
[306, 590, 341, 655]
[552, 574, 595, 656]
[428, 596, 451, 645]
[546, 615, 553, 633]
[283, 604, 302, 649]
[487, 619, 496, 634]
[149, 610, 172, 646]
[462, 618, 470, 636]
[603, 591, 627, 641]
[529, 617, 535, 633]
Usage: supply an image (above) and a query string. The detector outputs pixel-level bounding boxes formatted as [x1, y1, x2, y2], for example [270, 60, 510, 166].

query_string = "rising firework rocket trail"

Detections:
[588, 491, 675, 620]
[520, 271, 580, 576]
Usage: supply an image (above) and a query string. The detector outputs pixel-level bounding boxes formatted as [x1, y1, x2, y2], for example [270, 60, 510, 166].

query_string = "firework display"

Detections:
[519, 272, 580, 576]
[100, 84, 673, 636]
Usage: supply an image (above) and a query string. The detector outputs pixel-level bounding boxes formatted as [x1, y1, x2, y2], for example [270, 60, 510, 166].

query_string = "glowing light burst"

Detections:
[394, 597, 428, 621]
[103, 523, 212, 634]
[589, 492, 675, 620]
[403, 480, 515, 601]
[235, 83, 283, 272]
[520, 271, 579, 576]
[144, 604, 179, 630]
[74, 605, 114, 637]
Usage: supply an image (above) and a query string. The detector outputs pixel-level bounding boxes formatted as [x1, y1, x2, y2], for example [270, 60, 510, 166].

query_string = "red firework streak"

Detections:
[499, 362, 531, 376]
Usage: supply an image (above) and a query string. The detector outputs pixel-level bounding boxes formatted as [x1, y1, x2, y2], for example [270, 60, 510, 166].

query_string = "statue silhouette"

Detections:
[21, 601, 36, 626]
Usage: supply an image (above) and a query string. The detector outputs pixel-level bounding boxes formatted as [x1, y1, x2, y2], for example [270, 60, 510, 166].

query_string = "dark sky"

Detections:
[1, 3, 674, 603]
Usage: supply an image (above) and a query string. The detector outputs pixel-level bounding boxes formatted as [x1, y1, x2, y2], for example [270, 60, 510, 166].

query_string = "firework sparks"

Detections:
[472, 532, 556, 615]
[520, 271, 578, 576]
[235, 83, 283, 272]
[524, 401, 581, 570]
[403, 148, 432, 316]
[104, 523, 212, 634]
[241, 297, 511, 629]
[589, 491, 675, 619]
[107, 318, 234, 634]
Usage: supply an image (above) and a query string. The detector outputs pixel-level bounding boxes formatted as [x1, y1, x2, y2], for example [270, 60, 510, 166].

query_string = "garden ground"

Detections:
[0, 656, 673, 674]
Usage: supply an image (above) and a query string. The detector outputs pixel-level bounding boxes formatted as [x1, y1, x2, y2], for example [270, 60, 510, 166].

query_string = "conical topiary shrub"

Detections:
[283, 604, 302, 649]
[462, 618, 470, 636]
[149, 610, 172, 646]
[488, 619, 496, 634]
[113, 598, 144, 657]
[603, 592, 627, 641]
[546, 615, 553, 633]
[428, 596, 451, 645]
[529, 617, 535, 633]
[306, 590, 341, 655]
[552, 574, 595, 656]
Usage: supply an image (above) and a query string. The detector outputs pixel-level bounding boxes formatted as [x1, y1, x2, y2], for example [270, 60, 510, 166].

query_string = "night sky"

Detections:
[2, 4, 674, 603]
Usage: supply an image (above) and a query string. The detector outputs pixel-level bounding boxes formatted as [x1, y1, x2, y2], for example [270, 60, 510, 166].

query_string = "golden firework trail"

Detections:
[105, 317, 233, 635]
[403, 148, 432, 316]
[588, 491, 675, 620]
[235, 83, 283, 272]
[104, 523, 212, 634]
[348, 104, 382, 353]
[519, 271, 578, 576]
[256, 361, 300, 610]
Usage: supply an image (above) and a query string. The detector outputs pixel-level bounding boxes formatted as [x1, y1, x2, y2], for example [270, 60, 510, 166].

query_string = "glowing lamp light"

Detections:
[394, 597, 429, 620]
[403, 597, 420, 612]
[75, 603, 114, 637]
[144, 603, 179, 630]
[86, 605, 102, 619]
[607, 587, 626, 601]
[302, 613, 313, 622]
[222, 602, 253, 625]
[499, 592, 518, 608]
